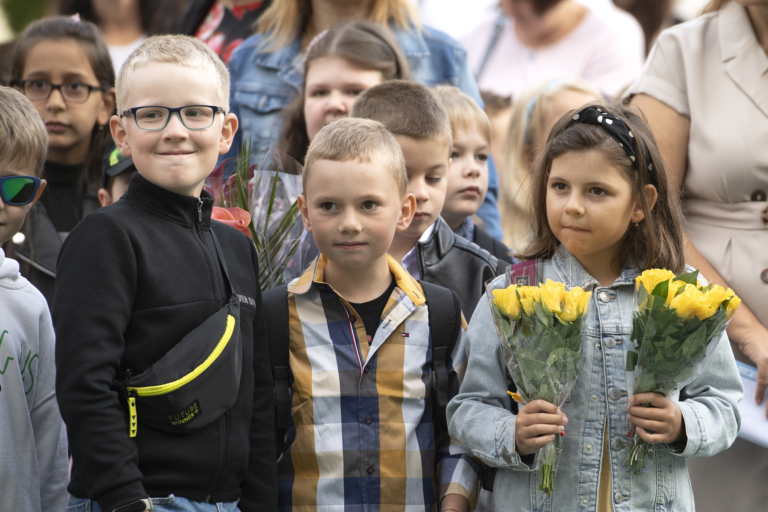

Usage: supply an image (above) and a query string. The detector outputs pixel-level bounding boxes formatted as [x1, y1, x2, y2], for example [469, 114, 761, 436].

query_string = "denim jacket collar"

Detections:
[550, 246, 641, 291]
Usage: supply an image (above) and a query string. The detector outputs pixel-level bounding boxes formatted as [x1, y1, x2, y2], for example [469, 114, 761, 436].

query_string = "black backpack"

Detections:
[262, 281, 463, 458]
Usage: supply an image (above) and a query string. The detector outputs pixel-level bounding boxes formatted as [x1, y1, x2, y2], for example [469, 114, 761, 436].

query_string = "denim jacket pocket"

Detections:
[233, 86, 293, 157]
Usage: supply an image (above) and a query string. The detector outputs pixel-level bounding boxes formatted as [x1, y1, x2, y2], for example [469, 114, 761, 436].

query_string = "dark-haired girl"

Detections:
[10, 17, 116, 306]
[448, 101, 742, 511]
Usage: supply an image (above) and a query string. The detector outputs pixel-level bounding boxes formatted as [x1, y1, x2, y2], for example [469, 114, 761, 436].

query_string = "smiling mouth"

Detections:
[159, 151, 194, 156]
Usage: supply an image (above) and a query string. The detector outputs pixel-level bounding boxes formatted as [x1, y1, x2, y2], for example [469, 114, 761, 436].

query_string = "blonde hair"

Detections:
[304, 118, 407, 196]
[501, 78, 601, 249]
[351, 81, 453, 149]
[257, 0, 420, 49]
[0, 86, 48, 175]
[433, 85, 492, 144]
[116, 35, 230, 114]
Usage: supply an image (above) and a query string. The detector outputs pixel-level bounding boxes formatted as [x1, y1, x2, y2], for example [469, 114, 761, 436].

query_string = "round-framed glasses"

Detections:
[120, 105, 226, 131]
[14, 80, 104, 104]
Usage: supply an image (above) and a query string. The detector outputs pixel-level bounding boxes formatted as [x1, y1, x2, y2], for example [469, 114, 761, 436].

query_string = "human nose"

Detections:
[463, 157, 481, 179]
[410, 178, 430, 204]
[338, 207, 362, 233]
[564, 191, 585, 216]
[325, 90, 348, 114]
[46, 86, 66, 112]
[163, 111, 189, 140]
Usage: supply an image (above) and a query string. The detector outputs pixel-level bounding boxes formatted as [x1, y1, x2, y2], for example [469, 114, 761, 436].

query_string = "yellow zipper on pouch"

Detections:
[125, 314, 236, 435]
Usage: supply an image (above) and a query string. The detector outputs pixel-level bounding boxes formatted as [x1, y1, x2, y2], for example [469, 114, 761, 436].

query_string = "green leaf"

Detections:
[651, 279, 670, 299]
[626, 350, 638, 371]
[675, 269, 700, 285]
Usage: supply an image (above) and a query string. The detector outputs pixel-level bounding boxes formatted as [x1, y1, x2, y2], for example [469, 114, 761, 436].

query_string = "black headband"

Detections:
[566, 106, 656, 182]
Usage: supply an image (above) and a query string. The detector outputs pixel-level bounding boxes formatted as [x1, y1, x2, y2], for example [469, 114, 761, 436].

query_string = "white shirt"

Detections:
[462, 6, 644, 99]
[108, 36, 146, 76]
[400, 222, 436, 281]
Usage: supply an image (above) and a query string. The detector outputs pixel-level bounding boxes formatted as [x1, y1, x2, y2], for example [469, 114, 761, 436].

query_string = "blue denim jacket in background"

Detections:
[447, 249, 743, 512]
[225, 24, 504, 239]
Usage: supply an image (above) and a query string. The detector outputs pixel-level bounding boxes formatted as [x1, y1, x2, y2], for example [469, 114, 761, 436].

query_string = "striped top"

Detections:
[277, 254, 480, 511]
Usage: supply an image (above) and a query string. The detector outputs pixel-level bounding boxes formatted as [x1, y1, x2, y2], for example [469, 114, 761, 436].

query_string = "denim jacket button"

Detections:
[609, 389, 621, 401]
[502, 446, 513, 463]
[614, 492, 624, 504]
[599, 291, 611, 302]
[604, 337, 616, 349]
[585, 444, 593, 452]
[611, 438, 625, 451]
[591, 394, 599, 402]
[581, 498, 588, 506]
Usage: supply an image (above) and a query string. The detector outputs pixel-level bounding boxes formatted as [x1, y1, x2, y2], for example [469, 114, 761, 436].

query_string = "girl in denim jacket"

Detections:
[447, 100, 743, 512]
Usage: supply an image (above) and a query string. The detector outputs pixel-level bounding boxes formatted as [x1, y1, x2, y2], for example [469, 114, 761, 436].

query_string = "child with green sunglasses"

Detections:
[0, 86, 69, 512]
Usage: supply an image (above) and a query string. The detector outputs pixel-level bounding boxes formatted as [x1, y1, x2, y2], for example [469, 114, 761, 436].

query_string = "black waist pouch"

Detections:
[115, 231, 243, 436]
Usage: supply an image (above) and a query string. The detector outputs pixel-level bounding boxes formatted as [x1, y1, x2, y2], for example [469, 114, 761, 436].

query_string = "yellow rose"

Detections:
[636, 268, 676, 294]
[539, 279, 565, 314]
[558, 287, 591, 322]
[493, 286, 522, 318]
[725, 291, 742, 321]
[669, 285, 706, 319]
[666, 280, 687, 305]
[518, 286, 540, 316]
[705, 285, 730, 311]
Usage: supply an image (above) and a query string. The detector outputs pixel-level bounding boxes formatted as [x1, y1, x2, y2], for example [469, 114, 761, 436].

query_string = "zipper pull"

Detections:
[128, 390, 138, 438]
[197, 197, 203, 222]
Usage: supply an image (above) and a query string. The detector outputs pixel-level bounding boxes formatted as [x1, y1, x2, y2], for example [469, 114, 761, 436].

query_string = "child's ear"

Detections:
[396, 193, 416, 232]
[110, 115, 131, 158]
[298, 194, 312, 233]
[27, 179, 47, 208]
[98, 88, 117, 127]
[98, 187, 114, 207]
[218, 113, 239, 155]
[632, 184, 658, 223]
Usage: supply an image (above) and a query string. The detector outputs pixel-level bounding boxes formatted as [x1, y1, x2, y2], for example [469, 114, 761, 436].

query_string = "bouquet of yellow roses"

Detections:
[624, 268, 741, 474]
[489, 277, 591, 495]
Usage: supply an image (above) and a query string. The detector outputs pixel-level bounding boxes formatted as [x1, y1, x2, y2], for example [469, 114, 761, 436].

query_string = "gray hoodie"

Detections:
[0, 248, 68, 512]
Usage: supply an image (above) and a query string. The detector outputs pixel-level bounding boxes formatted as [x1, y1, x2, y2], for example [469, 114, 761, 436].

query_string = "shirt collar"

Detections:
[453, 216, 475, 242]
[288, 253, 426, 306]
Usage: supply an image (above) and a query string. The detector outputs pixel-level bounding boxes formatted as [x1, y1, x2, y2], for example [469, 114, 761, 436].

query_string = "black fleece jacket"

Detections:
[53, 173, 277, 512]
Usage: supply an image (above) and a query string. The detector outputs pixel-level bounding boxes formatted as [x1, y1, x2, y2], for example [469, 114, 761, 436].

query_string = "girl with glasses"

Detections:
[9, 17, 116, 307]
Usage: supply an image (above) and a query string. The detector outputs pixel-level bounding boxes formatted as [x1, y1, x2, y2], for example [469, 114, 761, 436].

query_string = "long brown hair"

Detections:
[10, 17, 115, 188]
[257, 0, 419, 50]
[277, 21, 412, 164]
[515, 100, 686, 274]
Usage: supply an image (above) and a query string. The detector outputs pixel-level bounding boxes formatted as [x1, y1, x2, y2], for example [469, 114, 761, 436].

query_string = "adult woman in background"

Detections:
[628, 0, 768, 509]
[226, 0, 504, 239]
[499, 77, 600, 251]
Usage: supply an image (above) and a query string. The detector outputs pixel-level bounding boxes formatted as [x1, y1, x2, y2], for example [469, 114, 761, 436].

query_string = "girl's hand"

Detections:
[736, 324, 768, 419]
[627, 393, 684, 444]
[514, 400, 567, 456]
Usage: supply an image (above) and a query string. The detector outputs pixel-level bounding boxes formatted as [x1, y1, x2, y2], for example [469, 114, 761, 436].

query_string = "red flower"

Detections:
[212, 206, 252, 238]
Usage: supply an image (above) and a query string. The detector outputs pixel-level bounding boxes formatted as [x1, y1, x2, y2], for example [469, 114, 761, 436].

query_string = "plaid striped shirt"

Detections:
[277, 254, 480, 511]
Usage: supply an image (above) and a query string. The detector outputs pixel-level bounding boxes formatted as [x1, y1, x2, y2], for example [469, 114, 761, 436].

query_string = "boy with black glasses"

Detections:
[54, 36, 277, 512]
[0, 86, 69, 512]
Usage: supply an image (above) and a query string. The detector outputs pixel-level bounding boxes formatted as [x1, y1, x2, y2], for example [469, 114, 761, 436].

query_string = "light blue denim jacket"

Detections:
[448, 249, 743, 512]
[225, 24, 503, 239]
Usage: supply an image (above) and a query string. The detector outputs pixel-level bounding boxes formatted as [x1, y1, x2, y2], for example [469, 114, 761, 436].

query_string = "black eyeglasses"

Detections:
[120, 105, 226, 131]
[0, 176, 42, 206]
[14, 79, 104, 104]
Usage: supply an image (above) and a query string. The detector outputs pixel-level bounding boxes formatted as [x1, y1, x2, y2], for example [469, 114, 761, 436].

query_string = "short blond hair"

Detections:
[433, 85, 492, 145]
[0, 86, 48, 175]
[304, 118, 407, 197]
[116, 35, 230, 113]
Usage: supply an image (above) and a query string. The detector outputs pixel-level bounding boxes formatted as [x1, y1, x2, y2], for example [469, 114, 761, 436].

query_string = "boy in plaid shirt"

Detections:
[275, 118, 480, 511]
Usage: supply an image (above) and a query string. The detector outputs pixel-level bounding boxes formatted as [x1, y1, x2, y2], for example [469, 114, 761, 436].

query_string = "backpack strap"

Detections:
[419, 281, 462, 443]
[507, 257, 544, 287]
[262, 284, 290, 456]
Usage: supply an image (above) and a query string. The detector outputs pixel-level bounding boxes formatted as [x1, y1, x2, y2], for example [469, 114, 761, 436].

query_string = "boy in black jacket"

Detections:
[54, 36, 277, 512]
[351, 81, 501, 320]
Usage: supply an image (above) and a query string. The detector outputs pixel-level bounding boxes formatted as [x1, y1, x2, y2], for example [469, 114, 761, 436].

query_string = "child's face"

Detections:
[0, 163, 46, 246]
[21, 39, 115, 164]
[546, 150, 648, 263]
[298, 158, 415, 270]
[442, 125, 490, 230]
[304, 57, 384, 142]
[98, 172, 134, 207]
[111, 63, 237, 197]
[394, 135, 449, 238]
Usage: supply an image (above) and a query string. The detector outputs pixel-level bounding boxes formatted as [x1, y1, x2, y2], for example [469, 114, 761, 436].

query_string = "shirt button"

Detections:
[604, 337, 616, 349]
[365, 416, 373, 425]
[762, 269, 768, 284]
[367, 466, 374, 475]
[582, 498, 588, 506]
[599, 291, 611, 303]
[609, 389, 622, 401]
[612, 438, 625, 451]
[502, 446, 513, 463]
[585, 444, 593, 452]
[596, 342, 602, 350]
[591, 394, 599, 402]
[363, 366, 370, 374]
[751, 190, 767, 202]
[351, 316, 357, 323]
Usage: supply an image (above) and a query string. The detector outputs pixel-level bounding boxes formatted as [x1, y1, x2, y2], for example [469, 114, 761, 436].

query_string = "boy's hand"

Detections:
[514, 400, 567, 456]
[627, 393, 685, 444]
